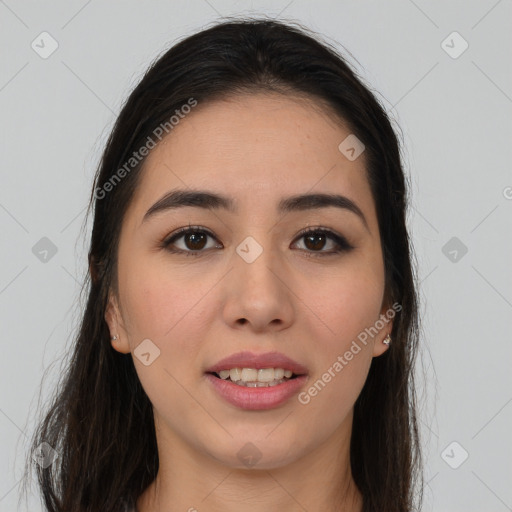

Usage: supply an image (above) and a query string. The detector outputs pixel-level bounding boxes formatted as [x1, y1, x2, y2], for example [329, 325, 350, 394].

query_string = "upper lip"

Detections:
[206, 350, 308, 375]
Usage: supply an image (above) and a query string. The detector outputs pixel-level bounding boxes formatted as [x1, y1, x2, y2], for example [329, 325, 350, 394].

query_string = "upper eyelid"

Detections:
[164, 225, 349, 249]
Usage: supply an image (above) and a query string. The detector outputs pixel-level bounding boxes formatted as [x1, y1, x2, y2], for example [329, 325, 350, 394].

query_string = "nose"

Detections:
[221, 236, 295, 333]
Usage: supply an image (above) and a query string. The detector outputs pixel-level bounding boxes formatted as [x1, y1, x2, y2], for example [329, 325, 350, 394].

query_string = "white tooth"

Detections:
[233, 378, 290, 387]
[241, 368, 258, 382]
[274, 368, 284, 379]
[230, 368, 242, 381]
[257, 368, 275, 382]
[222, 367, 293, 383]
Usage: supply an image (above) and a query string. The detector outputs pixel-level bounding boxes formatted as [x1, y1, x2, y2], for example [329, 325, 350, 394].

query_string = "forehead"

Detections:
[129, 93, 375, 223]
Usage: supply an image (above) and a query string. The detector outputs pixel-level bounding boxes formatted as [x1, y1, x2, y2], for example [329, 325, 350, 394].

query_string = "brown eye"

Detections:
[162, 227, 220, 256]
[293, 228, 354, 256]
[303, 232, 327, 251]
[182, 231, 208, 250]
[162, 226, 353, 258]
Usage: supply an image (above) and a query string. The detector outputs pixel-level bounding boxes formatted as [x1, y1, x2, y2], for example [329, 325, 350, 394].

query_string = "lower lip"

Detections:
[205, 373, 308, 410]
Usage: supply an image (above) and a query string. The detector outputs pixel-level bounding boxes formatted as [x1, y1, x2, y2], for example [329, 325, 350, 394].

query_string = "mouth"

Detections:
[204, 351, 309, 410]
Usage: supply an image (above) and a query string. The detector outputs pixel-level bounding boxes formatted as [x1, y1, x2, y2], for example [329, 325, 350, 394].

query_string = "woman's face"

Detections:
[106, 93, 392, 470]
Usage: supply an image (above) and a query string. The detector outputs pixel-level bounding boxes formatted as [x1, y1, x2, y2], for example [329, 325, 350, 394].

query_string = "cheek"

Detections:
[308, 261, 385, 349]
[118, 260, 217, 362]
[295, 345, 372, 447]
[294, 272, 382, 436]
[119, 256, 182, 334]
[118, 266, 212, 409]
[296, 259, 383, 414]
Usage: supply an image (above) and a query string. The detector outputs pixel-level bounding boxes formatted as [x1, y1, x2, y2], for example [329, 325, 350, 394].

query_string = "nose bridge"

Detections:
[233, 232, 281, 287]
[223, 229, 294, 330]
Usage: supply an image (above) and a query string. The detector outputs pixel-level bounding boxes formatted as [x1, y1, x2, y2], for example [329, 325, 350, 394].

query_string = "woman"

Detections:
[24, 17, 423, 512]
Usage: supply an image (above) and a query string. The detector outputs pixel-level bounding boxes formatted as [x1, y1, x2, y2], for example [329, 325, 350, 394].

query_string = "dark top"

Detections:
[120, 496, 138, 512]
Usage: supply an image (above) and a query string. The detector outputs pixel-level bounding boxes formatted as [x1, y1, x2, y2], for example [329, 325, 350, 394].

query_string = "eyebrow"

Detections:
[142, 189, 369, 231]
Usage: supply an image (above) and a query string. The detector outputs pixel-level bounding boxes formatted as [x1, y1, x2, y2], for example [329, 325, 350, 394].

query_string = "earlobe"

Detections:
[373, 306, 393, 357]
[110, 334, 130, 354]
[372, 331, 392, 357]
[105, 294, 131, 354]
[372, 302, 395, 357]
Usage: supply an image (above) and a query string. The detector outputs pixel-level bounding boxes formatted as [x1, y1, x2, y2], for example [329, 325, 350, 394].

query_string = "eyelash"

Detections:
[161, 225, 354, 258]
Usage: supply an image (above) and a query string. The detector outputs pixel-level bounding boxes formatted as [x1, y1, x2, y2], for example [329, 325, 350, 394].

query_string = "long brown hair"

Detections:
[22, 17, 423, 512]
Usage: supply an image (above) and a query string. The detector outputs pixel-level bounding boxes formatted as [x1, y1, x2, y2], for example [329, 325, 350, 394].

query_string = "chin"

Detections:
[203, 432, 304, 471]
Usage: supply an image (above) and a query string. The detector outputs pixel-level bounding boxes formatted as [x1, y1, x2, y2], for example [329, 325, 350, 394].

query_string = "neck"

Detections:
[137, 412, 363, 512]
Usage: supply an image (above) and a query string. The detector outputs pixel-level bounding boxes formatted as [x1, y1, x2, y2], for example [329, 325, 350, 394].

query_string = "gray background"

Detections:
[1, 1, 511, 511]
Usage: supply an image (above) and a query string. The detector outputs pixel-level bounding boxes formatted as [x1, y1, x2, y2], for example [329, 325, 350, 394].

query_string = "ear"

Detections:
[372, 302, 394, 358]
[105, 293, 131, 354]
